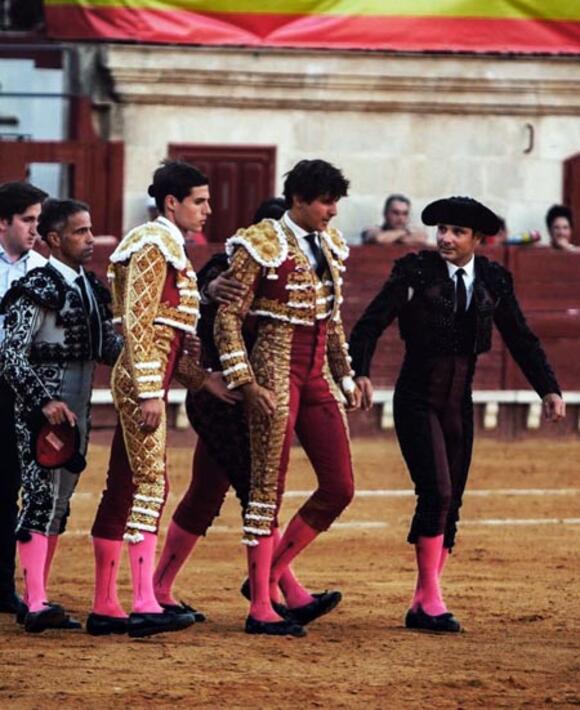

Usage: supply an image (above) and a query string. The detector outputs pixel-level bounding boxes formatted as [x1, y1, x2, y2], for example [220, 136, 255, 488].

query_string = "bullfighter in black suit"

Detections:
[349, 196, 565, 633]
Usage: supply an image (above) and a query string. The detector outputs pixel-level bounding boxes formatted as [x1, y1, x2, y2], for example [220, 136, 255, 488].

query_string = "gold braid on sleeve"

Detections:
[124, 243, 168, 399]
[327, 316, 355, 381]
[214, 247, 261, 390]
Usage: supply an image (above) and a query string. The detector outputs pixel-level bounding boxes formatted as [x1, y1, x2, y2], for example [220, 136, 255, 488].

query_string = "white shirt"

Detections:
[446, 256, 475, 310]
[0, 244, 46, 343]
[48, 256, 95, 312]
[282, 211, 320, 270]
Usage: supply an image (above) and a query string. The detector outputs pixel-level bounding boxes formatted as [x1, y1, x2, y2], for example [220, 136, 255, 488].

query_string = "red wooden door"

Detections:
[563, 153, 580, 246]
[168, 144, 276, 243]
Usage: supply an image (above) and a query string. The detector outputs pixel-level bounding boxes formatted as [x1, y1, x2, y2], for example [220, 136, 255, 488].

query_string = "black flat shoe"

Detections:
[0, 591, 23, 614]
[411, 605, 461, 633]
[86, 613, 129, 636]
[24, 603, 67, 633]
[404, 608, 419, 629]
[244, 615, 306, 637]
[239, 579, 291, 619]
[17, 602, 81, 630]
[160, 601, 206, 623]
[128, 610, 194, 638]
[287, 591, 342, 626]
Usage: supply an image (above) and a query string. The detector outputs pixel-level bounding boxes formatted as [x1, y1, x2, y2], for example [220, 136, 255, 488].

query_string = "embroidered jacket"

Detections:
[108, 218, 206, 398]
[0, 264, 122, 418]
[214, 218, 354, 390]
[349, 250, 561, 399]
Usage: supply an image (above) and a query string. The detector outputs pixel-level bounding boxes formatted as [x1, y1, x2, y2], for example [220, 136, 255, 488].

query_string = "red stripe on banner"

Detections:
[44, 7, 580, 53]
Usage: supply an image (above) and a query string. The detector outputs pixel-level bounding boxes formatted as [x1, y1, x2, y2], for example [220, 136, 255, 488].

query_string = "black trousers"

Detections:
[394, 354, 475, 551]
[0, 379, 20, 595]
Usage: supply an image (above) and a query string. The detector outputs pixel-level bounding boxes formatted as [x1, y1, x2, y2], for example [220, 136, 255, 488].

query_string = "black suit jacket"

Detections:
[349, 250, 560, 398]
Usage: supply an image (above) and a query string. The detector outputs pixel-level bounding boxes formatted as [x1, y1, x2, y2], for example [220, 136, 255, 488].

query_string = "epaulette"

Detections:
[225, 219, 287, 268]
[0, 266, 66, 314]
[109, 222, 187, 271]
[321, 226, 349, 261]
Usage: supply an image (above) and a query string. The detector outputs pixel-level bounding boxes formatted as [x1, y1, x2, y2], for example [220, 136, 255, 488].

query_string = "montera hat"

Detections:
[422, 196, 501, 236]
[34, 419, 86, 473]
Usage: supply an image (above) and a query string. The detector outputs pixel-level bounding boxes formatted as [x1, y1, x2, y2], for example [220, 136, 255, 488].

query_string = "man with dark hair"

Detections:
[214, 159, 361, 636]
[0, 181, 47, 614]
[88, 160, 231, 638]
[0, 198, 122, 632]
[545, 204, 578, 251]
[362, 193, 427, 246]
[350, 195, 565, 633]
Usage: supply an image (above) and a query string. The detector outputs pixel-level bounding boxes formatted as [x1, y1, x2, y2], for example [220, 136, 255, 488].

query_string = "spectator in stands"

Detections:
[361, 194, 427, 246]
[546, 205, 578, 251]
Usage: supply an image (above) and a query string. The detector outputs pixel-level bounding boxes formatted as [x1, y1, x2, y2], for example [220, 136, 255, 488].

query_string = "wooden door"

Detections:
[563, 153, 580, 246]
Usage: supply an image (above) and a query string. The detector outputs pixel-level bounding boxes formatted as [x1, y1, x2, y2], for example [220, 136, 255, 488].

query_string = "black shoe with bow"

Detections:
[407, 605, 461, 633]
[128, 609, 195, 638]
[18, 602, 81, 630]
[86, 613, 129, 636]
[160, 601, 206, 623]
[245, 615, 306, 637]
[24, 602, 68, 633]
[286, 591, 342, 626]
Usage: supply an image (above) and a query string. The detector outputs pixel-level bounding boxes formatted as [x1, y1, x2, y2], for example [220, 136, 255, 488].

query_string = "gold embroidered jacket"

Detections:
[214, 219, 354, 390]
[108, 220, 207, 398]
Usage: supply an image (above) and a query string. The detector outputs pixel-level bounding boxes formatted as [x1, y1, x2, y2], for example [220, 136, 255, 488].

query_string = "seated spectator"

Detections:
[546, 204, 578, 251]
[361, 194, 427, 246]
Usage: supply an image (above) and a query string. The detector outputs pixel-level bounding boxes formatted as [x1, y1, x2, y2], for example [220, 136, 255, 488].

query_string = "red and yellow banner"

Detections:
[44, 1, 580, 53]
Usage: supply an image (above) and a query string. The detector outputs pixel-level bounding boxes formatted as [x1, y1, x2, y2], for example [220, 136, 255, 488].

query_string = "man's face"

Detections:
[294, 194, 339, 233]
[550, 217, 573, 246]
[384, 200, 410, 230]
[51, 211, 95, 269]
[0, 203, 42, 255]
[171, 185, 211, 234]
[436, 223, 480, 266]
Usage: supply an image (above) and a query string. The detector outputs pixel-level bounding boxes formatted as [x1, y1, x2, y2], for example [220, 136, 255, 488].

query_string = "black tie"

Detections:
[76, 276, 102, 359]
[455, 268, 467, 314]
[304, 233, 327, 279]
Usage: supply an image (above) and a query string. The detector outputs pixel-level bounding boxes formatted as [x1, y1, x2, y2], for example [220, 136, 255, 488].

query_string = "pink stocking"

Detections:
[44, 535, 59, 590]
[92, 537, 127, 618]
[154, 520, 200, 606]
[18, 533, 48, 612]
[272, 527, 315, 608]
[415, 535, 447, 616]
[128, 532, 163, 614]
[439, 547, 450, 577]
[247, 535, 281, 622]
[269, 514, 318, 603]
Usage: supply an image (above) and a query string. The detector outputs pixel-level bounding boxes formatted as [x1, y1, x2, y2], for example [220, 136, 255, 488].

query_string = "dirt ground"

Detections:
[1, 437, 578, 709]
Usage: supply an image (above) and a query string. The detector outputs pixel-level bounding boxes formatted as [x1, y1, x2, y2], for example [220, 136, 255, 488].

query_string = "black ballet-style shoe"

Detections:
[244, 615, 306, 637]
[286, 591, 342, 626]
[24, 602, 67, 633]
[0, 591, 23, 614]
[128, 609, 195, 638]
[240, 579, 291, 619]
[410, 605, 462, 633]
[17, 602, 81, 630]
[86, 613, 129, 636]
[160, 601, 206, 623]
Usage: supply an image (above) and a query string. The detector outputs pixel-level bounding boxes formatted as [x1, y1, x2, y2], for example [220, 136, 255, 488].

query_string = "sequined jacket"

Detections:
[108, 220, 207, 398]
[349, 250, 561, 398]
[214, 218, 354, 390]
[0, 264, 122, 418]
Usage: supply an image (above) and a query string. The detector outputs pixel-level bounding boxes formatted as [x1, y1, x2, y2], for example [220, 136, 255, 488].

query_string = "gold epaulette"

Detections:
[109, 222, 187, 271]
[225, 219, 288, 268]
[321, 226, 350, 261]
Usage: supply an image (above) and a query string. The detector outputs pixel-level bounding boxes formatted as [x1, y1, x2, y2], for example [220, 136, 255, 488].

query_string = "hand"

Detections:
[207, 268, 246, 305]
[42, 400, 77, 427]
[139, 398, 163, 432]
[203, 371, 243, 405]
[182, 334, 201, 362]
[241, 381, 277, 417]
[344, 386, 362, 412]
[355, 376, 374, 411]
[542, 393, 566, 422]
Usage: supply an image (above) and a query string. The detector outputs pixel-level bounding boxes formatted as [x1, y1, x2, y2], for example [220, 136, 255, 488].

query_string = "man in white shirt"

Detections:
[350, 196, 565, 633]
[0, 198, 122, 632]
[0, 181, 47, 614]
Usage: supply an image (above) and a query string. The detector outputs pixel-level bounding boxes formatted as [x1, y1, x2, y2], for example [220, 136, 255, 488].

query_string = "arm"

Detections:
[348, 261, 408, 379]
[493, 271, 561, 399]
[99, 318, 123, 367]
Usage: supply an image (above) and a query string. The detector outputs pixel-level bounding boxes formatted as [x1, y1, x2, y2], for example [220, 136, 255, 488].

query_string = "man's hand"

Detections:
[42, 400, 77, 427]
[344, 387, 362, 412]
[207, 268, 246, 305]
[542, 393, 566, 422]
[203, 371, 243, 405]
[355, 376, 374, 411]
[241, 382, 277, 417]
[139, 398, 163, 432]
[182, 334, 201, 363]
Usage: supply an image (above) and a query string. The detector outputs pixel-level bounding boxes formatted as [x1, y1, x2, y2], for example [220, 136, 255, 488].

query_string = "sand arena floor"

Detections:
[0, 436, 579, 709]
